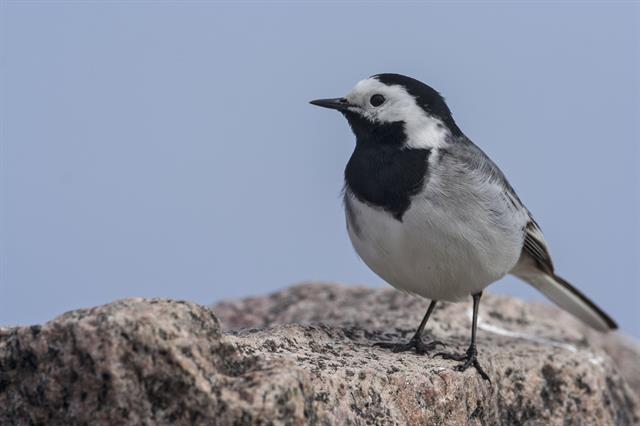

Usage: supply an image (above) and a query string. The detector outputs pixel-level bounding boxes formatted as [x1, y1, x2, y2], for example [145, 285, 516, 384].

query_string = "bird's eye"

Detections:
[370, 94, 385, 107]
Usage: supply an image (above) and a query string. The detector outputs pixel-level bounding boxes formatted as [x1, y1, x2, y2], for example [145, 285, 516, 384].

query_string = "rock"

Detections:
[1, 283, 638, 425]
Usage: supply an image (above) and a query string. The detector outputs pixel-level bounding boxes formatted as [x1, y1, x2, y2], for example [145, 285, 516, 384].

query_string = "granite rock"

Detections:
[1, 283, 638, 425]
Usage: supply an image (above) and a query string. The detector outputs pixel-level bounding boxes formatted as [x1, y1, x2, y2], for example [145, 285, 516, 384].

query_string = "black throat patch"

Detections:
[343, 112, 431, 221]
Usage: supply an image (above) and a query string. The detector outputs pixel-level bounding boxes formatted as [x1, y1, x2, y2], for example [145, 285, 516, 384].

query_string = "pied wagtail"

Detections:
[310, 74, 617, 381]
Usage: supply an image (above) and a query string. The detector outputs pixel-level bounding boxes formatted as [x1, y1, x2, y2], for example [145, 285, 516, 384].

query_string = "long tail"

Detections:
[514, 220, 617, 332]
[519, 272, 617, 332]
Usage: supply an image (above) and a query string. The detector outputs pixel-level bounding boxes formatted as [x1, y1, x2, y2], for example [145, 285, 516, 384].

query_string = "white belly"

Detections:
[345, 191, 524, 302]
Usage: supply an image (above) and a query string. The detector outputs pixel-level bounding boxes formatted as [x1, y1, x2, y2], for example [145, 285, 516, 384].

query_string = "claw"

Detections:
[435, 346, 491, 382]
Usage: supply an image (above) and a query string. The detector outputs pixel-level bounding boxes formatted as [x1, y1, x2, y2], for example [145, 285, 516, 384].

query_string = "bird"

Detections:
[310, 73, 617, 381]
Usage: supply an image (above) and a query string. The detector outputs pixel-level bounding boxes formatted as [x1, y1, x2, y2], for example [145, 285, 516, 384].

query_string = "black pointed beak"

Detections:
[309, 97, 353, 112]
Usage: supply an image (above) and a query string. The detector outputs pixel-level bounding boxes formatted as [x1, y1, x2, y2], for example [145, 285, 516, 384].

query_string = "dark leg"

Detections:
[435, 292, 490, 381]
[373, 300, 443, 354]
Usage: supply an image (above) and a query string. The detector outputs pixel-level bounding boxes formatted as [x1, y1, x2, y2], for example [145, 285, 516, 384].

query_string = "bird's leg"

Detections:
[435, 292, 490, 381]
[374, 300, 444, 354]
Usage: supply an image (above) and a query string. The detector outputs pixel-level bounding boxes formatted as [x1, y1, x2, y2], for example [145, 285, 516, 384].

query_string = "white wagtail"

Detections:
[310, 74, 616, 380]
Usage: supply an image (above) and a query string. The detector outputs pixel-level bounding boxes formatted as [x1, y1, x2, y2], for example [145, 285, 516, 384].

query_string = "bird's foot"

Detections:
[373, 336, 444, 355]
[435, 346, 490, 382]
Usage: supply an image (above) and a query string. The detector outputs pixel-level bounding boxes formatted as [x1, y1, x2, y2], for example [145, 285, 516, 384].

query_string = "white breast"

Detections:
[344, 182, 527, 302]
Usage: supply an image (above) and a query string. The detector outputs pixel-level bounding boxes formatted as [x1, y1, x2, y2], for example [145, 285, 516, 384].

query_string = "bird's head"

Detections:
[311, 73, 462, 148]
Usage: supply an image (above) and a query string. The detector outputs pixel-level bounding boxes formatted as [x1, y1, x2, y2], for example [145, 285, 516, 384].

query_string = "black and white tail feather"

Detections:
[511, 220, 617, 331]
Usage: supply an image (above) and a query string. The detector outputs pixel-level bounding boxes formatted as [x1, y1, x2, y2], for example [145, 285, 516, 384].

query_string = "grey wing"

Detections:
[438, 137, 532, 231]
[448, 138, 563, 272]
[446, 140, 554, 271]
[430, 138, 534, 282]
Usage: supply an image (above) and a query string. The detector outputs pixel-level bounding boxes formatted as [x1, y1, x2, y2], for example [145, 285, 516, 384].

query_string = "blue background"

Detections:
[2, 2, 638, 337]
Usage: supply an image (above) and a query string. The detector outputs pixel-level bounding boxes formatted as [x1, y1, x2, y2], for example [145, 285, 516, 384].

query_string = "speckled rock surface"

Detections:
[1, 283, 638, 425]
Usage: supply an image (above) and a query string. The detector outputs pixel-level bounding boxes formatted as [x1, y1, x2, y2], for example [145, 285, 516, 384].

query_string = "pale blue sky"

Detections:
[1, 2, 639, 337]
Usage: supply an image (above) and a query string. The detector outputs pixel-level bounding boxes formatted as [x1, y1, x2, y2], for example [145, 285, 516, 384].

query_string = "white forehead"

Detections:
[345, 77, 413, 103]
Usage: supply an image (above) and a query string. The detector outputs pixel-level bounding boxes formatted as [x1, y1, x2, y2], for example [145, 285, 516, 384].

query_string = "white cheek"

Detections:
[376, 99, 413, 122]
[404, 118, 449, 149]
[378, 102, 450, 149]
